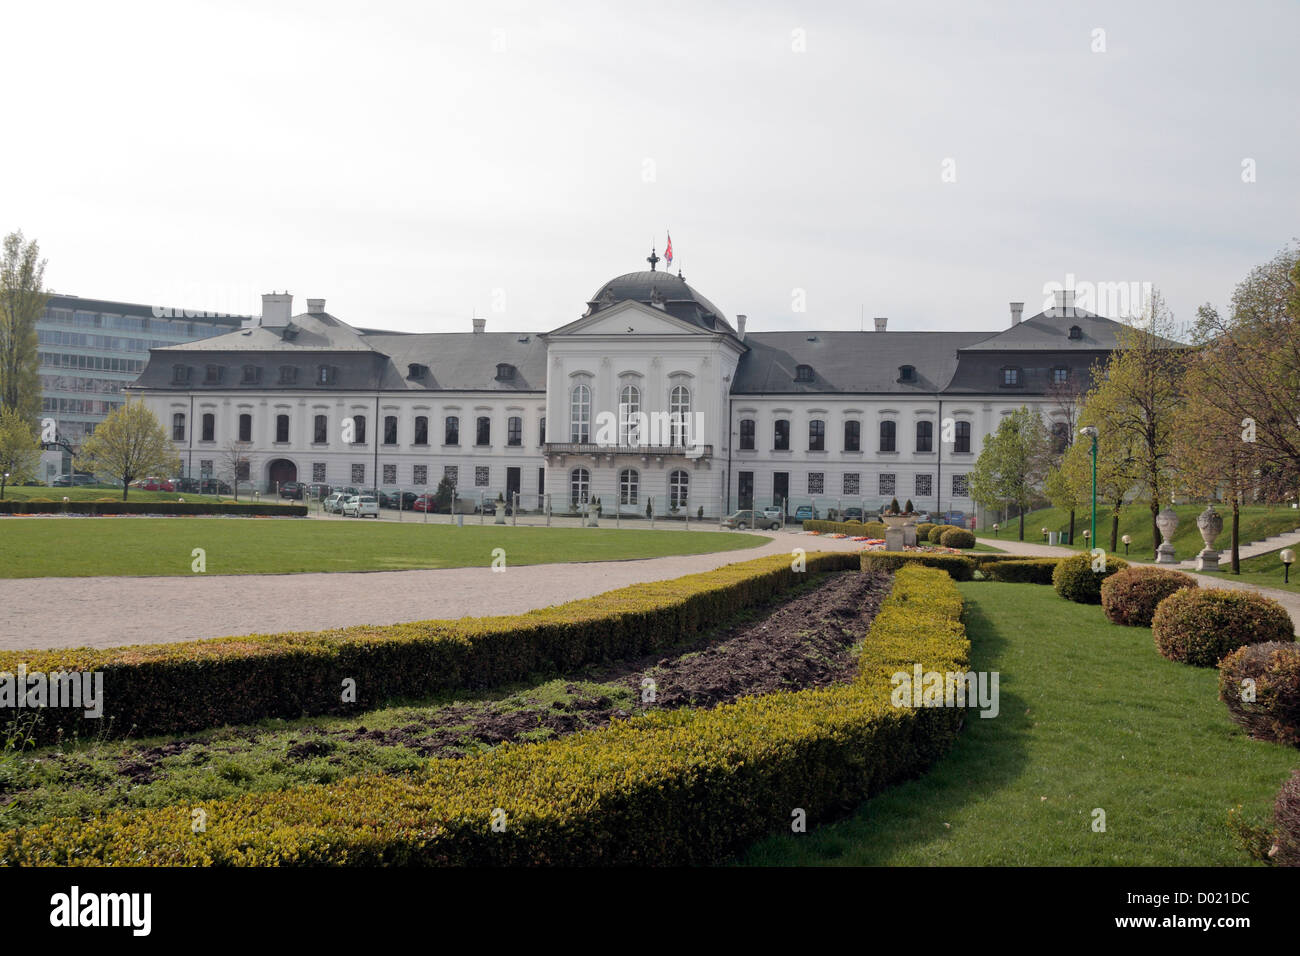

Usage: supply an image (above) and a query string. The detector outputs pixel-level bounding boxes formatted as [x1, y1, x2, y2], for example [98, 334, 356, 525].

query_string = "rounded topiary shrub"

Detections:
[916, 522, 936, 541]
[1273, 769, 1300, 867]
[844, 518, 862, 525]
[939, 527, 975, 549]
[863, 521, 887, 538]
[1218, 642, 1300, 746]
[928, 524, 958, 544]
[1051, 553, 1130, 604]
[1152, 588, 1294, 667]
[1100, 566, 1199, 627]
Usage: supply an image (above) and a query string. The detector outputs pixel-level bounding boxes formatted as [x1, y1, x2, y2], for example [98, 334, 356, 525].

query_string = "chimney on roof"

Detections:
[1054, 289, 1077, 317]
[874, 317, 888, 332]
[472, 317, 486, 333]
[1010, 301, 1024, 327]
[736, 314, 747, 340]
[260, 291, 293, 326]
[306, 298, 326, 314]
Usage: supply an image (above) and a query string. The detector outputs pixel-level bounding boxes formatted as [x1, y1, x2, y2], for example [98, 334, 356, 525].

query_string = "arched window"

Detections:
[201, 413, 215, 442]
[843, 420, 860, 452]
[238, 413, 252, 443]
[383, 415, 397, 445]
[619, 384, 641, 445]
[619, 468, 639, 505]
[879, 419, 896, 453]
[276, 414, 290, 443]
[352, 414, 367, 445]
[670, 385, 691, 446]
[313, 414, 327, 444]
[476, 416, 491, 446]
[669, 469, 689, 510]
[739, 418, 755, 450]
[808, 419, 825, 451]
[414, 416, 428, 445]
[570, 384, 591, 443]
[172, 413, 186, 441]
[955, 420, 971, 453]
[570, 468, 590, 506]
[774, 419, 790, 451]
[539, 416, 546, 444]
[507, 415, 522, 446]
[444, 415, 459, 445]
[916, 420, 933, 453]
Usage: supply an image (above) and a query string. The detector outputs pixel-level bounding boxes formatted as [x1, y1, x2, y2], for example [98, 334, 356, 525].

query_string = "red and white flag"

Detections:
[664, 232, 673, 269]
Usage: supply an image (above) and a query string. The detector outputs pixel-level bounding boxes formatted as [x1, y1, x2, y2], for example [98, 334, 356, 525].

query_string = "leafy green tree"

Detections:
[0, 231, 48, 424]
[1082, 289, 1186, 557]
[1064, 407, 1136, 552]
[968, 406, 1051, 540]
[75, 400, 179, 500]
[433, 474, 455, 512]
[0, 404, 41, 498]
[1189, 243, 1300, 501]
[1043, 464, 1082, 544]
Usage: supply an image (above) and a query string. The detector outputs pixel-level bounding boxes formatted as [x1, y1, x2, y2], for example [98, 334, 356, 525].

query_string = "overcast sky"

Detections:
[7, 0, 1297, 337]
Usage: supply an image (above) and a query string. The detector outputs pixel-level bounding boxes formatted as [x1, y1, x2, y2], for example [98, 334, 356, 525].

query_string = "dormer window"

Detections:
[1001, 366, 1023, 387]
[408, 363, 427, 379]
[279, 365, 298, 384]
[899, 365, 916, 383]
[242, 365, 261, 384]
[172, 364, 191, 385]
[1068, 325, 1082, 340]
[496, 363, 516, 381]
[317, 365, 336, 385]
[795, 364, 815, 383]
[1052, 367, 1069, 384]
[204, 364, 224, 384]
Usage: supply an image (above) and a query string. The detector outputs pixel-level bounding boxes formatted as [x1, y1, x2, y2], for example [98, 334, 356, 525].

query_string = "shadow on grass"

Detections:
[740, 589, 1032, 865]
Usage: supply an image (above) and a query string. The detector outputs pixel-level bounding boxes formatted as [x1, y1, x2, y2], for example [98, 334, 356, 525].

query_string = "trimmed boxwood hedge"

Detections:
[0, 500, 306, 517]
[939, 528, 975, 549]
[861, 550, 975, 580]
[0, 552, 860, 746]
[803, 519, 880, 536]
[1218, 641, 1300, 746]
[0, 564, 968, 866]
[981, 558, 1060, 584]
[1153, 587, 1294, 667]
[1100, 566, 1198, 627]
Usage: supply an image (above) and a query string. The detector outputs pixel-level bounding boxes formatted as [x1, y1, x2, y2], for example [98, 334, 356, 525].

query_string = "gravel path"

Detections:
[1, 532, 867, 652]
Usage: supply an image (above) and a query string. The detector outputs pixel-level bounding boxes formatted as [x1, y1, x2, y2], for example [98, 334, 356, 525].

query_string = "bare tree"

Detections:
[218, 440, 254, 501]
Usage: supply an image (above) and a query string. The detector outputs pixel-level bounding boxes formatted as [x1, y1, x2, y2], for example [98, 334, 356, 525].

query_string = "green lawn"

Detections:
[983, 504, 1300, 557]
[1197, 545, 1300, 595]
[0, 486, 229, 504]
[0, 519, 768, 577]
[743, 581, 1298, 865]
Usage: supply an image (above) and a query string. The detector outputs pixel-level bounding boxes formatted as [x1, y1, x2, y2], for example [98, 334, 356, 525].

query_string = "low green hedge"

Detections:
[0, 564, 969, 866]
[861, 551, 975, 581]
[803, 519, 881, 536]
[0, 552, 860, 745]
[981, 558, 1059, 584]
[0, 500, 306, 517]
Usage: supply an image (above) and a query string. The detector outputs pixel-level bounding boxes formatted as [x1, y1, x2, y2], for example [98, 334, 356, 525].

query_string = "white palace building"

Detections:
[129, 252, 1123, 518]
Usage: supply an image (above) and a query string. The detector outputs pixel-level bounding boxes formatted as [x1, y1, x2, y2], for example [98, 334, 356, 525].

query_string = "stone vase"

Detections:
[494, 502, 507, 525]
[1195, 505, 1223, 571]
[882, 513, 917, 548]
[1155, 505, 1179, 564]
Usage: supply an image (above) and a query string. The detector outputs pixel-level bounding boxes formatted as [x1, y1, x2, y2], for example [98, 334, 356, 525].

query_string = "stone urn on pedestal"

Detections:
[494, 496, 507, 525]
[1155, 505, 1179, 564]
[1195, 505, 1224, 571]
[880, 499, 917, 550]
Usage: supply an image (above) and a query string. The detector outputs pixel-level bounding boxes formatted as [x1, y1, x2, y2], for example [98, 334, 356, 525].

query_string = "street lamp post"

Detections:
[1079, 426, 1099, 548]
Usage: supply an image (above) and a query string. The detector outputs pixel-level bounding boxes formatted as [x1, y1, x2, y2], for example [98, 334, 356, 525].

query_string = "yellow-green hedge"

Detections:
[861, 551, 976, 580]
[0, 552, 860, 745]
[0, 564, 967, 866]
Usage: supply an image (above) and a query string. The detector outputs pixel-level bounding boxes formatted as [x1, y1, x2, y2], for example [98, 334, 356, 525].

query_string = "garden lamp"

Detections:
[1283, 549, 1295, 584]
[1122, 533, 1131, 556]
[1041, 526, 1048, 543]
[992, 522, 999, 538]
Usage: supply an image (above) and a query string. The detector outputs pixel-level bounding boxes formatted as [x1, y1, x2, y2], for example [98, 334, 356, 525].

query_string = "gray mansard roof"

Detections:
[136, 310, 547, 393]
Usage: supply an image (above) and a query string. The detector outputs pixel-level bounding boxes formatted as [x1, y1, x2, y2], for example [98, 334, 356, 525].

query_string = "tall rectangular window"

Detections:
[353, 414, 367, 445]
[739, 419, 755, 450]
[275, 414, 289, 443]
[314, 414, 328, 444]
[808, 420, 825, 451]
[476, 416, 491, 446]
[172, 413, 185, 441]
[238, 413, 252, 442]
[843, 420, 860, 452]
[414, 416, 428, 445]
[955, 420, 971, 453]
[201, 413, 215, 442]
[916, 420, 933, 453]
[508, 416, 522, 446]
[445, 416, 459, 445]
[774, 419, 790, 451]
[383, 415, 397, 445]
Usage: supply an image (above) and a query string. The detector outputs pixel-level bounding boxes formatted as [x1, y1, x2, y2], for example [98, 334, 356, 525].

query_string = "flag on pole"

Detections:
[664, 232, 673, 269]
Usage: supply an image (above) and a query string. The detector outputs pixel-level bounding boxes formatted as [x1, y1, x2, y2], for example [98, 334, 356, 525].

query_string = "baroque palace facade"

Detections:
[129, 257, 1123, 518]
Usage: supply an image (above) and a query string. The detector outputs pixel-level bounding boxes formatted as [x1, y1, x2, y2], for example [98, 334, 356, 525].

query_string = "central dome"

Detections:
[586, 271, 733, 334]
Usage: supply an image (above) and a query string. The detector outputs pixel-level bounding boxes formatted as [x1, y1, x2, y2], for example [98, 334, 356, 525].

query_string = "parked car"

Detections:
[171, 477, 201, 493]
[914, 511, 932, 523]
[305, 483, 332, 500]
[941, 510, 967, 526]
[842, 507, 864, 521]
[133, 476, 175, 492]
[761, 505, 784, 522]
[323, 492, 348, 513]
[794, 505, 819, 521]
[412, 493, 441, 513]
[342, 494, 380, 518]
[723, 510, 781, 531]
[278, 481, 304, 500]
[200, 478, 232, 495]
[378, 490, 418, 509]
